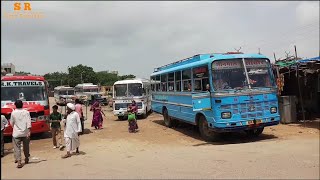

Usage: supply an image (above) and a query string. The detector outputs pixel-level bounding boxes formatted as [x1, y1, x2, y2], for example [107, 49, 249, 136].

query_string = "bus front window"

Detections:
[212, 58, 274, 91]
[1, 86, 47, 101]
[128, 83, 143, 96]
[59, 90, 75, 95]
[114, 84, 127, 97]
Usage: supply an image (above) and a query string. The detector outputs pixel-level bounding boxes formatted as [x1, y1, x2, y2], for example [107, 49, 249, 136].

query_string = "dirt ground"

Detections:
[1, 97, 319, 179]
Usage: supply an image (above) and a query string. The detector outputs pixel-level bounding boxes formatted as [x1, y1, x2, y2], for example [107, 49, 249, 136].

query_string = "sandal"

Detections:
[61, 154, 71, 159]
[17, 162, 23, 168]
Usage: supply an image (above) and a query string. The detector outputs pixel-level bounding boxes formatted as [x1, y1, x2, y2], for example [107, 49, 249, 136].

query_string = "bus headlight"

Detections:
[221, 112, 231, 119]
[270, 107, 277, 114]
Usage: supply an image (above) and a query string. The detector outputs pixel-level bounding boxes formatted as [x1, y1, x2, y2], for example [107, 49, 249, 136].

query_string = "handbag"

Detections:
[128, 113, 136, 121]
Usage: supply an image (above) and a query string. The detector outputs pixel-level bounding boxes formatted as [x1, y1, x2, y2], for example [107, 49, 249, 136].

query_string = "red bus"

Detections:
[1, 74, 50, 136]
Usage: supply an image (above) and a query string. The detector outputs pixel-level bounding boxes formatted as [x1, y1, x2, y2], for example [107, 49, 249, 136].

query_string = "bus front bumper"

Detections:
[113, 109, 144, 116]
[211, 119, 280, 133]
[3, 121, 50, 137]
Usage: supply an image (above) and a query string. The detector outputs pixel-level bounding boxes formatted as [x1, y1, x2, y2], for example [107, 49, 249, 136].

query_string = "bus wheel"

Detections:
[141, 113, 147, 119]
[163, 109, 174, 128]
[141, 108, 148, 119]
[118, 116, 125, 121]
[245, 127, 264, 137]
[198, 116, 216, 142]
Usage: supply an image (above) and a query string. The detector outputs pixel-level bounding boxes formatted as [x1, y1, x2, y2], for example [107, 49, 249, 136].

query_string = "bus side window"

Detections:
[194, 79, 202, 91]
[168, 72, 174, 92]
[175, 71, 181, 92]
[155, 75, 160, 91]
[193, 66, 209, 91]
[202, 78, 210, 91]
[161, 74, 167, 92]
[182, 69, 192, 91]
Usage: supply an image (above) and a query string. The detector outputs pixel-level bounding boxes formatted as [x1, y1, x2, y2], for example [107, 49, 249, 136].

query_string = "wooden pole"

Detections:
[295, 45, 306, 126]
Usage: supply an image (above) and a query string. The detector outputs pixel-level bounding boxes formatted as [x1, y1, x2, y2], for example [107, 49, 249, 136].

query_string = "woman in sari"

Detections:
[90, 101, 106, 129]
[127, 100, 139, 133]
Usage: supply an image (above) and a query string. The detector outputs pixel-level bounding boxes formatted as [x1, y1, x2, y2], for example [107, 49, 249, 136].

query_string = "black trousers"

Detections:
[80, 118, 84, 134]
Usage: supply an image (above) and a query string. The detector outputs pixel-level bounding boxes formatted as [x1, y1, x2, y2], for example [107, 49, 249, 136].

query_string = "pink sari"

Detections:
[90, 101, 103, 129]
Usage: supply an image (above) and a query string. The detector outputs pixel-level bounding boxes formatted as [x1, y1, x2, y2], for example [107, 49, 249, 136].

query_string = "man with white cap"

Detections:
[61, 103, 82, 159]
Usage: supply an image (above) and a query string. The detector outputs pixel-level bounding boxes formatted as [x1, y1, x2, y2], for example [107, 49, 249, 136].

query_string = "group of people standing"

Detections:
[49, 99, 106, 159]
[0, 98, 106, 168]
[1, 98, 138, 168]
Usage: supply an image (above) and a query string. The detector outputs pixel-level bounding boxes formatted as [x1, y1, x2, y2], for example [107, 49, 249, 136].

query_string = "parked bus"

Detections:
[54, 86, 76, 106]
[74, 83, 99, 102]
[1, 74, 50, 136]
[113, 79, 152, 120]
[150, 52, 280, 141]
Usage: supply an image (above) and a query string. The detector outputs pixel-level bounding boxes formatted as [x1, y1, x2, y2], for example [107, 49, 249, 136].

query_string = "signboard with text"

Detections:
[1, 81, 44, 87]
[212, 59, 268, 70]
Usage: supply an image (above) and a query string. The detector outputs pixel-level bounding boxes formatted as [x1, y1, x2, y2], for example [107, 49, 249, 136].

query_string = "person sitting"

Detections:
[214, 78, 229, 90]
[206, 84, 210, 92]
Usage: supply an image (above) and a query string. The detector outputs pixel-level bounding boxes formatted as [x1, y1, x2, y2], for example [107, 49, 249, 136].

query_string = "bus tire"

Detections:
[141, 107, 148, 119]
[245, 127, 264, 137]
[141, 113, 147, 119]
[163, 108, 175, 128]
[118, 116, 126, 121]
[198, 116, 216, 142]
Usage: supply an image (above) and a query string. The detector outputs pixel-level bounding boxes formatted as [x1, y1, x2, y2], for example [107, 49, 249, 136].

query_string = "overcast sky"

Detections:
[1, 1, 319, 78]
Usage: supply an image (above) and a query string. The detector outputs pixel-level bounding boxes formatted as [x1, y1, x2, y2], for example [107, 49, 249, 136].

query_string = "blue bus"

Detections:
[150, 52, 280, 141]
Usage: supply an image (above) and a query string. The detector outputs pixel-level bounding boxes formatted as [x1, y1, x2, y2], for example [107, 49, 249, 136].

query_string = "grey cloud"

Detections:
[1, 1, 319, 78]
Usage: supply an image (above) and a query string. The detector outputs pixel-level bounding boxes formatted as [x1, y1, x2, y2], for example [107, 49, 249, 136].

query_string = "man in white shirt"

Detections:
[10, 100, 32, 168]
[61, 103, 82, 159]
[1, 115, 9, 157]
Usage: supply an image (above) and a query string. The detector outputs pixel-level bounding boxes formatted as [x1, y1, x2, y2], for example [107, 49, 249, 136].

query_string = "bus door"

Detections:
[192, 92, 212, 111]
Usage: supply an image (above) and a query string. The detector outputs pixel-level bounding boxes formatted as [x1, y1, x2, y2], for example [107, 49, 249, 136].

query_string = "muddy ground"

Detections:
[1, 98, 319, 179]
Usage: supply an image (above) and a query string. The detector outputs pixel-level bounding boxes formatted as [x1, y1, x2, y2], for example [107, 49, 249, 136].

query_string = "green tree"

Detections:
[119, 74, 136, 80]
[68, 64, 98, 86]
[15, 71, 31, 75]
[96, 71, 119, 86]
[44, 71, 68, 89]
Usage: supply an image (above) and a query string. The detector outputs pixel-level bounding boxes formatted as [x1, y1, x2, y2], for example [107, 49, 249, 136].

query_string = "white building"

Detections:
[1, 63, 15, 75]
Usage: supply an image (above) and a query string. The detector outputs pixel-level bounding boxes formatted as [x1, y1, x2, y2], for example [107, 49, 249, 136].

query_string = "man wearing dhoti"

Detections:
[61, 103, 82, 159]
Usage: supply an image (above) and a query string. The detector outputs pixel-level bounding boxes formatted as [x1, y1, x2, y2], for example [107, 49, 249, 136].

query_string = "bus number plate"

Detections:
[247, 120, 262, 125]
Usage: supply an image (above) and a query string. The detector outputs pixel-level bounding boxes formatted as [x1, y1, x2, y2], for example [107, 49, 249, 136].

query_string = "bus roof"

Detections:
[151, 53, 268, 76]
[113, 78, 149, 85]
[75, 83, 98, 87]
[54, 86, 74, 90]
[1, 75, 45, 81]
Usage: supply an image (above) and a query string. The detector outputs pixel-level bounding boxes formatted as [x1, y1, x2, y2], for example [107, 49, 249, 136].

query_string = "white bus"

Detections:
[74, 83, 99, 102]
[113, 79, 152, 120]
[54, 86, 76, 106]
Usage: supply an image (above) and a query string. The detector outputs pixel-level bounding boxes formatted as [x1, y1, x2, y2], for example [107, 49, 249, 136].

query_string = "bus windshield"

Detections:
[1, 86, 47, 101]
[128, 83, 143, 96]
[212, 58, 275, 91]
[83, 88, 98, 93]
[59, 90, 75, 95]
[114, 83, 143, 97]
[114, 84, 127, 97]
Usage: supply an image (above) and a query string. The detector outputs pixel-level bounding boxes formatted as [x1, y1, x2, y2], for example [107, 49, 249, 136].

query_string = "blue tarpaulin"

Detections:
[297, 56, 320, 63]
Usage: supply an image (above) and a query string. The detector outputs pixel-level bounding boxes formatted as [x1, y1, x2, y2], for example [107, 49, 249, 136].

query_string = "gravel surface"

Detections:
[1, 97, 319, 179]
